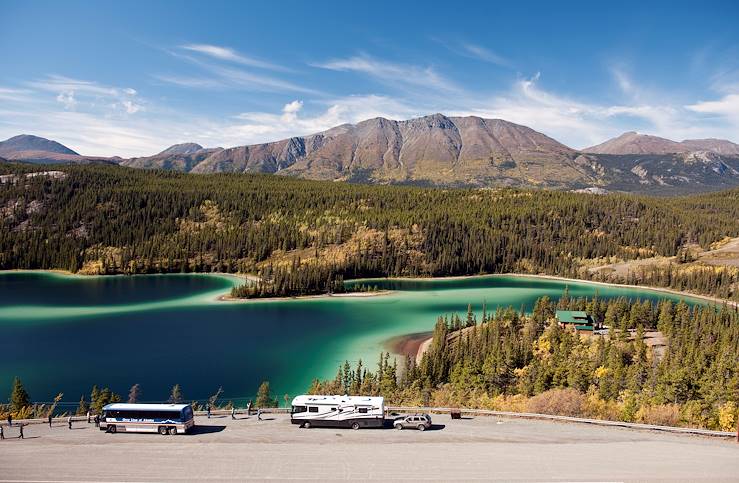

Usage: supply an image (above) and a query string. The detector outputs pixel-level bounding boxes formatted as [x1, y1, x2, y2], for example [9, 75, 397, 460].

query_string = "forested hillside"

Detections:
[1, 162, 739, 300]
[310, 295, 739, 431]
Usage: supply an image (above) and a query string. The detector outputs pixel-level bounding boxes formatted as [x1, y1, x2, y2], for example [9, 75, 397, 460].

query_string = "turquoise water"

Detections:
[0, 272, 707, 404]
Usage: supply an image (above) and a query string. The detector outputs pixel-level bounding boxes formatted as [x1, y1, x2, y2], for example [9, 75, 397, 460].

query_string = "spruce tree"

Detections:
[9, 377, 30, 412]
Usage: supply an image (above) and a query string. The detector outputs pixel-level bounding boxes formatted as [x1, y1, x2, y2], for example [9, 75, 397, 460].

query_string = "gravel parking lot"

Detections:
[0, 413, 737, 481]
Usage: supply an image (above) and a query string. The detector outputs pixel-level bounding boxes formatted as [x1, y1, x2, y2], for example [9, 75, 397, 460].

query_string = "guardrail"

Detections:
[387, 406, 737, 439]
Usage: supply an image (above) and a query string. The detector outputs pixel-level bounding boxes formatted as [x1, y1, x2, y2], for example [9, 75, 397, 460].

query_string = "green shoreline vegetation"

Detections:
[309, 294, 739, 432]
[1, 163, 738, 301]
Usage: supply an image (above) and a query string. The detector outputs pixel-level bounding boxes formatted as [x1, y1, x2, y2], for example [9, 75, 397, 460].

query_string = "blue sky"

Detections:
[1, 0, 738, 156]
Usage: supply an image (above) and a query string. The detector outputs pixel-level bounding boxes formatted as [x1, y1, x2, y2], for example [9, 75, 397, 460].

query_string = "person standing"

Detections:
[0, 425, 4, 440]
[87, 410, 91, 424]
[18, 424, 23, 439]
[206, 403, 211, 419]
[247, 401, 252, 416]
[7, 414, 11, 427]
[94, 414, 100, 428]
[67, 415, 72, 430]
[257, 408, 262, 421]
[231, 407, 236, 420]
[48, 414, 53, 428]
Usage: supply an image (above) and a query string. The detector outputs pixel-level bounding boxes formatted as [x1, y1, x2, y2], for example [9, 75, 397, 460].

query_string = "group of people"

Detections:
[205, 401, 262, 421]
[2, 410, 102, 440]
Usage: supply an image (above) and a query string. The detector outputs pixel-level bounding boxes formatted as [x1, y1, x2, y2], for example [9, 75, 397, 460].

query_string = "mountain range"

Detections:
[2, 115, 739, 194]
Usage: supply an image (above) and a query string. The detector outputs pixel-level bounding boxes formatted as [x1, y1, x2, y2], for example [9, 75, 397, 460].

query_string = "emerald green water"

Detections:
[0, 272, 707, 404]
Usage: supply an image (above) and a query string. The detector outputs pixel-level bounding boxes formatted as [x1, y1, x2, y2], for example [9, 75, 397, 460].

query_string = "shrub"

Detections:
[526, 388, 585, 417]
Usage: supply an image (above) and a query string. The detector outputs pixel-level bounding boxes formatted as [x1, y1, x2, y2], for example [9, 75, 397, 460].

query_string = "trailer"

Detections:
[290, 395, 384, 430]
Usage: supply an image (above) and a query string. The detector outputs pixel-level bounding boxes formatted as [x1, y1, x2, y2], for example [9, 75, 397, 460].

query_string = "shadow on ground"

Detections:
[190, 425, 226, 435]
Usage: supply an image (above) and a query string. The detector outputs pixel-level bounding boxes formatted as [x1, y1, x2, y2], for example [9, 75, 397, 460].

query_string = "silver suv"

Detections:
[393, 414, 432, 431]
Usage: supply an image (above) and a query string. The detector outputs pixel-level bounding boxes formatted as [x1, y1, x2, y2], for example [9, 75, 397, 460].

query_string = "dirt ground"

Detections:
[1, 413, 736, 481]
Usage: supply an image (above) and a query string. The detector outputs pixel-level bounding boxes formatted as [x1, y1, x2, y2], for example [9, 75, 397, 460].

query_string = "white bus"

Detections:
[290, 395, 385, 429]
[100, 403, 195, 435]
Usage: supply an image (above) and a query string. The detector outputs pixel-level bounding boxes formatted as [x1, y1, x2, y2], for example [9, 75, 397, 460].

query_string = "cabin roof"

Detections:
[556, 310, 593, 325]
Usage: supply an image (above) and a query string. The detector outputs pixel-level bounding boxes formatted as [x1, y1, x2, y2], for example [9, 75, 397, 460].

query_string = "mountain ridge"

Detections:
[3, 114, 739, 194]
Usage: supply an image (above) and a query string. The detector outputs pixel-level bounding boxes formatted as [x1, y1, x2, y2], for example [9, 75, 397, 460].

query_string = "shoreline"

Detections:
[2, 269, 735, 309]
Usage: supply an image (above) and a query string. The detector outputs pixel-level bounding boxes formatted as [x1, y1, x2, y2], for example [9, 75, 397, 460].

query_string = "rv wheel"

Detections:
[351, 422, 360, 430]
[302, 421, 311, 429]
[158, 426, 168, 435]
[169, 426, 177, 435]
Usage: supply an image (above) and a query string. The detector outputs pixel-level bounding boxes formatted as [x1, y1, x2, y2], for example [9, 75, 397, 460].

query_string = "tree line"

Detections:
[1, 163, 738, 300]
[1, 379, 281, 420]
[309, 295, 739, 431]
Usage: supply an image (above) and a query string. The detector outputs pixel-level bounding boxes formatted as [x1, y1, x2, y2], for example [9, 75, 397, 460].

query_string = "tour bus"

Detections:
[100, 403, 195, 435]
[290, 395, 385, 429]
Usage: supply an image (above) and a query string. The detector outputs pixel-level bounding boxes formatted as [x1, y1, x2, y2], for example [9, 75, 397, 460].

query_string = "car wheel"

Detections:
[302, 421, 311, 429]
[394, 423, 403, 430]
[158, 426, 168, 435]
[351, 422, 360, 430]
[417, 424, 425, 431]
[169, 426, 178, 435]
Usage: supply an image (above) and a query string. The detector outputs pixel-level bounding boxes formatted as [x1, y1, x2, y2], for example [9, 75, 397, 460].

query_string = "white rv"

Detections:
[290, 395, 385, 429]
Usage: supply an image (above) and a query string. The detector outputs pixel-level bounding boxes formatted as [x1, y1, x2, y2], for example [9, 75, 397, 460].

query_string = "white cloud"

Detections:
[460, 44, 510, 67]
[56, 91, 76, 109]
[687, 93, 739, 118]
[315, 54, 459, 93]
[181, 43, 286, 71]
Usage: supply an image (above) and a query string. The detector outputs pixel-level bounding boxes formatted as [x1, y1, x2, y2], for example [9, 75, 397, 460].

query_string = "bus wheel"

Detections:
[351, 422, 360, 430]
[158, 426, 168, 435]
[109, 425, 117, 434]
[169, 426, 177, 435]
[302, 421, 311, 429]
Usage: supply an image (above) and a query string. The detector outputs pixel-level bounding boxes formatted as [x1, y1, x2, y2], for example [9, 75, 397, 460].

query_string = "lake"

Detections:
[0, 271, 707, 405]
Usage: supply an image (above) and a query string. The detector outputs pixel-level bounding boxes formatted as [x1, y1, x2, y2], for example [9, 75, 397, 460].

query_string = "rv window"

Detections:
[291, 405, 307, 414]
[358, 407, 368, 413]
[308, 406, 318, 413]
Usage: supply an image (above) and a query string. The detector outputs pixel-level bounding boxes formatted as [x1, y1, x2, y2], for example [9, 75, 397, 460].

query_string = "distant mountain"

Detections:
[156, 143, 205, 156]
[585, 131, 739, 156]
[0, 134, 79, 157]
[4, 117, 739, 194]
[121, 143, 222, 172]
[0, 134, 114, 165]
[189, 114, 593, 188]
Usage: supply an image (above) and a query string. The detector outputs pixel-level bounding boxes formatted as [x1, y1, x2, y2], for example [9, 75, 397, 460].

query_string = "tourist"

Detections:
[7, 415, 11, 427]
[94, 414, 100, 428]
[247, 401, 252, 416]
[231, 407, 236, 420]
[68, 415, 72, 430]
[0, 425, 4, 440]
[48, 414, 52, 428]
[206, 403, 211, 419]
[257, 408, 262, 421]
[18, 424, 23, 439]
[87, 410, 91, 424]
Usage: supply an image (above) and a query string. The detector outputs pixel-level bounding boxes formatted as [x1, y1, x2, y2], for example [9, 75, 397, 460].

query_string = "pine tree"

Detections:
[256, 381, 277, 408]
[127, 383, 141, 403]
[9, 377, 30, 412]
[169, 384, 183, 404]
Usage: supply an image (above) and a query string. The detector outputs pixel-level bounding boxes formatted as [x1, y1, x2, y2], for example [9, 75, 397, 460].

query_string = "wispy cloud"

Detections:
[314, 54, 459, 93]
[157, 46, 318, 95]
[460, 43, 510, 67]
[27, 75, 144, 114]
[181, 43, 288, 71]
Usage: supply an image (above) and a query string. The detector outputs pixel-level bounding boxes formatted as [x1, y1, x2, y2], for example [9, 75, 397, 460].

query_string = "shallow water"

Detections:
[0, 272, 706, 404]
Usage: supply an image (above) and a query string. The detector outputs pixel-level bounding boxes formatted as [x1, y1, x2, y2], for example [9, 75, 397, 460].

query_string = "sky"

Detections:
[1, 0, 738, 157]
